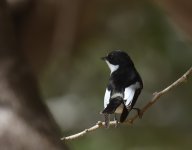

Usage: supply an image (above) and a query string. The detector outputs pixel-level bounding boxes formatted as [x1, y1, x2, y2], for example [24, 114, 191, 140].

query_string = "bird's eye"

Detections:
[109, 54, 113, 59]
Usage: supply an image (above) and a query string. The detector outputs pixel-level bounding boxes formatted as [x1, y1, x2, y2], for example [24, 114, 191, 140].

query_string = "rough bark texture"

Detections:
[0, 1, 67, 149]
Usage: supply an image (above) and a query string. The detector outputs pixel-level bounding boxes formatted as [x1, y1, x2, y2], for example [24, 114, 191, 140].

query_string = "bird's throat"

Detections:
[106, 61, 119, 73]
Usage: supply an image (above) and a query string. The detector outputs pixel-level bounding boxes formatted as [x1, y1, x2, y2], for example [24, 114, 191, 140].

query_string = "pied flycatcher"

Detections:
[101, 50, 143, 128]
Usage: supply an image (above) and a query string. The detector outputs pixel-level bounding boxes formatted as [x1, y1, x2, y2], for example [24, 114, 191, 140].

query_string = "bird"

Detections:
[101, 50, 143, 128]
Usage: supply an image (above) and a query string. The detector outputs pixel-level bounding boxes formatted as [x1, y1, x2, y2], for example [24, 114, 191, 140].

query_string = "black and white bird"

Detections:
[101, 50, 143, 128]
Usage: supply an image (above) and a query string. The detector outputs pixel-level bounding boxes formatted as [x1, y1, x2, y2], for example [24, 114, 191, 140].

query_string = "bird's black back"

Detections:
[108, 65, 143, 93]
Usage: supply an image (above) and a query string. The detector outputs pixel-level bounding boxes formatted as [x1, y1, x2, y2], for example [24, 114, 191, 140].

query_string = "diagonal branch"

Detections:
[61, 67, 192, 141]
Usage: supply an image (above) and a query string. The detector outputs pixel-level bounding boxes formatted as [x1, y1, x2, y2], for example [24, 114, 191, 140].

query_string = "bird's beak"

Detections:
[101, 56, 107, 60]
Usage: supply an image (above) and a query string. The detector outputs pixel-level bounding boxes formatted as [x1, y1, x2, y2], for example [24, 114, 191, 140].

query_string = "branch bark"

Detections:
[61, 67, 192, 141]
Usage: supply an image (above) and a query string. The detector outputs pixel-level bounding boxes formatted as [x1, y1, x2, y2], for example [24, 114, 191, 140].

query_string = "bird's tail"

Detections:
[102, 97, 123, 114]
[102, 97, 123, 127]
[102, 96, 130, 123]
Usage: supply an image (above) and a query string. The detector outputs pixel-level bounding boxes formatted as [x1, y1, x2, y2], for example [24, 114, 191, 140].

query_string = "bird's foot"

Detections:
[104, 114, 110, 128]
[114, 114, 119, 128]
[115, 120, 118, 128]
[132, 108, 143, 118]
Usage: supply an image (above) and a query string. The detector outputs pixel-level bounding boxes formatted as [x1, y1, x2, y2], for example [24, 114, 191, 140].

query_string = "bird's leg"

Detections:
[114, 114, 118, 127]
[132, 107, 143, 118]
[104, 114, 110, 128]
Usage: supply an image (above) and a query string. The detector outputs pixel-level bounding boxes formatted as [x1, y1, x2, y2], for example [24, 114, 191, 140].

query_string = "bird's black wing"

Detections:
[124, 69, 143, 109]
[120, 105, 129, 122]
[130, 88, 142, 109]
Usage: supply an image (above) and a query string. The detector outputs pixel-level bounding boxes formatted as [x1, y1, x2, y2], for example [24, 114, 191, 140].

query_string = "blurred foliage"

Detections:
[39, 0, 192, 149]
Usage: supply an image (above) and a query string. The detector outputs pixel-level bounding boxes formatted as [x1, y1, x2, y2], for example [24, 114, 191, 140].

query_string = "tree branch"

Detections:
[61, 67, 192, 141]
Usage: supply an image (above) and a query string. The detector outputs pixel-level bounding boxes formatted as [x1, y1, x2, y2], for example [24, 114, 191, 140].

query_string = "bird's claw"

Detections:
[104, 114, 110, 128]
[133, 108, 143, 119]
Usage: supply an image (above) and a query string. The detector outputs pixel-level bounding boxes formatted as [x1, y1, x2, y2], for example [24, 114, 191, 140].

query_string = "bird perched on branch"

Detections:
[101, 50, 143, 128]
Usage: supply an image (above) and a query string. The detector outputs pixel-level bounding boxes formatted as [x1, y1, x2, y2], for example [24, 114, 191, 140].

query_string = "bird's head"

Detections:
[101, 50, 133, 73]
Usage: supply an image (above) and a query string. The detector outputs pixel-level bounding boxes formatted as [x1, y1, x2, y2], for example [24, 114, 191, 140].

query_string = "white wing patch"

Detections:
[124, 82, 140, 106]
[124, 87, 135, 106]
[104, 89, 111, 108]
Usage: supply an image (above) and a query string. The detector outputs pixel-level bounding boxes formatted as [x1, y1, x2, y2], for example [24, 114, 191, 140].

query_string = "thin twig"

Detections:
[61, 67, 192, 141]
